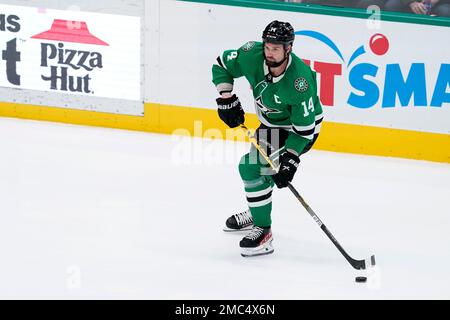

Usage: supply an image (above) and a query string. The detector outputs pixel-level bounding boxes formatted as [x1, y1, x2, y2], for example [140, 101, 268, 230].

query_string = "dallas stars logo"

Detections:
[255, 96, 281, 116]
[241, 41, 256, 52]
[294, 77, 309, 92]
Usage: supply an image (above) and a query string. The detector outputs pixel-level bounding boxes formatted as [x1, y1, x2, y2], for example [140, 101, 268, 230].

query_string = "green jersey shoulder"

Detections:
[212, 41, 323, 154]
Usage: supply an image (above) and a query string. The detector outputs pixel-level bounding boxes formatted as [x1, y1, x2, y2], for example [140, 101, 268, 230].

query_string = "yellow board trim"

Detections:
[1, 101, 449, 163]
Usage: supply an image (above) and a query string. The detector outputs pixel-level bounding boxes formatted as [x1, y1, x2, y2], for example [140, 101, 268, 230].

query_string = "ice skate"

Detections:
[223, 209, 254, 232]
[240, 226, 274, 257]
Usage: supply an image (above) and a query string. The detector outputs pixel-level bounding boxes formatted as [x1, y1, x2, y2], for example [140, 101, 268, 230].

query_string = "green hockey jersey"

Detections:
[212, 41, 323, 155]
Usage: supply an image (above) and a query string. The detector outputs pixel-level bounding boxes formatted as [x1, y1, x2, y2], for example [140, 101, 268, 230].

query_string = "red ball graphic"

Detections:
[369, 34, 389, 56]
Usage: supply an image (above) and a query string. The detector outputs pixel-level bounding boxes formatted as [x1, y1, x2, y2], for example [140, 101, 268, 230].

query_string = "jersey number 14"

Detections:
[302, 97, 315, 117]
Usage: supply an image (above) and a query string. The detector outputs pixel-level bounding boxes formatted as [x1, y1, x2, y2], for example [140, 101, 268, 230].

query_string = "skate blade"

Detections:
[241, 241, 274, 257]
[223, 225, 253, 233]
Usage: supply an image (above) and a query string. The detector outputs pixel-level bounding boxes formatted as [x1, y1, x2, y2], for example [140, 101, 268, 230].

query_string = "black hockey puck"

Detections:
[355, 276, 367, 283]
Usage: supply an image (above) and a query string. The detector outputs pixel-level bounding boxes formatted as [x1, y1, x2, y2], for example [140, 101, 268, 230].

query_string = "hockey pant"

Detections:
[239, 124, 318, 227]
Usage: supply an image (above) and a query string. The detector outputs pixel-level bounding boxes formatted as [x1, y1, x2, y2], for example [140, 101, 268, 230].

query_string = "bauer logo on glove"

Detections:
[216, 94, 245, 128]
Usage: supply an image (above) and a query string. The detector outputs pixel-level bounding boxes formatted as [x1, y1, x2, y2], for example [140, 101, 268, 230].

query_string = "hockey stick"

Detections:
[241, 124, 376, 270]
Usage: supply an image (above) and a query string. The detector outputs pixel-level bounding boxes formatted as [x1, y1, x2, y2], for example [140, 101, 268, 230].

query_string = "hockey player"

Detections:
[212, 21, 323, 257]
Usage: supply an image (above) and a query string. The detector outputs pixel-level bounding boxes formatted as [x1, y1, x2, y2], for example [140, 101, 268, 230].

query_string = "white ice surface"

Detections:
[0, 117, 449, 299]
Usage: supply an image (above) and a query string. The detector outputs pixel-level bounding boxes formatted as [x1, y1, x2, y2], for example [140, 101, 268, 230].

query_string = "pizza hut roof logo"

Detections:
[31, 19, 109, 46]
[29, 19, 109, 94]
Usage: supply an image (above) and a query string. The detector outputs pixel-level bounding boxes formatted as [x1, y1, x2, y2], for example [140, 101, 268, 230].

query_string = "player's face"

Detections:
[264, 43, 290, 67]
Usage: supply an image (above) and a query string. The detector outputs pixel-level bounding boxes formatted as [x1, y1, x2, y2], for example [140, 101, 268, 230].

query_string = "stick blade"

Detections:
[351, 255, 376, 270]
[370, 255, 376, 267]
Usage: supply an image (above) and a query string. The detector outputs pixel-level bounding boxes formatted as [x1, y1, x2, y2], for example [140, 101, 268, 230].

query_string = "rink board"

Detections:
[147, 1, 450, 135]
[1, 0, 449, 163]
[0, 2, 142, 115]
[1, 101, 449, 163]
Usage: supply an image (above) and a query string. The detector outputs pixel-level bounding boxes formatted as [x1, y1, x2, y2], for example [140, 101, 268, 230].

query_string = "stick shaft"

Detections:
[241, 125, 368, 270]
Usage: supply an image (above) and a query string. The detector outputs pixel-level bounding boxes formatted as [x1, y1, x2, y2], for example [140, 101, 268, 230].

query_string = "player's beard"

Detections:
[264, 52, 288, 68]
[265, 57, 285, 68]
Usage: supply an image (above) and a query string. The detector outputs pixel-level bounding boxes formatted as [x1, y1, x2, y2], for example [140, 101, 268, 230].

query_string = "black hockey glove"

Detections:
[216, 94, 245, 128]
[272, 151, 300, 189]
